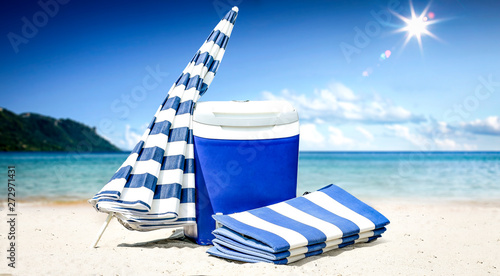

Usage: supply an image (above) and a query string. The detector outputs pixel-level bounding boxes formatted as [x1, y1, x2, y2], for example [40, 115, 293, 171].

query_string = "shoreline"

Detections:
[3, 195, 500, 207]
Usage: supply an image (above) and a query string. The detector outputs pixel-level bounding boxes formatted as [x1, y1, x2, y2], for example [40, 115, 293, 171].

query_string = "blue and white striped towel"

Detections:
[207, 184, 390, 264]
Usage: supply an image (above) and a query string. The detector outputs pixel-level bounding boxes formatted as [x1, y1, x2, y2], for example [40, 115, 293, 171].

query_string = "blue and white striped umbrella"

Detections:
[207, 184, 390, 264]
[89, 7, 239, 232]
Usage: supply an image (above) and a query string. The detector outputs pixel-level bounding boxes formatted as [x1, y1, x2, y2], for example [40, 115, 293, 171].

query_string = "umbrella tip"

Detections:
[232, 6, 239, 12]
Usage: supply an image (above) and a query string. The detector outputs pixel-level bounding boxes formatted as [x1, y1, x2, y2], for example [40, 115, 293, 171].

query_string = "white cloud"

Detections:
[300, 123, 325, 145]
[434, 138, 459, 150]
[356, 126, 374, 140]
[387, 124, 479, 151]
[327, 126, 354, 146]
[463, 144, 478, 151]
[461, 116, 500, 136]
[386, 124, 428, 147]
[262, 83, 423, 124]
[124, 124, 143, 150]
[328, 82, 357, 101]
[314, 118, 325, 124]
[436, 121, 451, 134]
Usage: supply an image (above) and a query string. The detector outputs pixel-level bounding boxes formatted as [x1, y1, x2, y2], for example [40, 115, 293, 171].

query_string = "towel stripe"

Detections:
[209, 184, 390, 264]
[304, 191, 376, 232]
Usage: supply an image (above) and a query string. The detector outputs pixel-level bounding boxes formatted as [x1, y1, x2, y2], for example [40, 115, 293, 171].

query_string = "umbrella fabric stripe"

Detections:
[171, 113, 191, 128]
[181, 44, 228, 76]
[153, 183, 182, 200]
[149, 197, 180, 213]
[184, 158, 194, 173]
[155, 108, 177, 123]
[149, 121, 172, 135]
[176, 102, 194, 115]
[92, 179, 126, 198]
[89, 7, 238, 229]
[110, 166, 133, 181]
[167, 127, 189, 142]
[134, 218, 196, 229]
[97, 199, 151, 211]
[121, 153, 141, 167]
[123, 173, 156, 189]
[222, 9, 238, 24]
[136, 147, 164, 162]
[160, 155, 185, 170]
[181, 52, 221, 77]
[164, 141, 192, 157]
[127, 213, 197, 222]
[93, 190, 121, 197]
[193, 51, 213, 66]
[177, 202, 195, 217]
[120, 186, 155, 202]
[161, 95, 181, 110]
[209, 60, 221, 73]
[142, 134, 169, 149]
[130, 160, 162, 176]
[157, 169, 184, 185]
[91, 154, 137, 200]
[183, 172, 195, 185]
[180, 187, 195, 203]
[206, 30, 230, 48]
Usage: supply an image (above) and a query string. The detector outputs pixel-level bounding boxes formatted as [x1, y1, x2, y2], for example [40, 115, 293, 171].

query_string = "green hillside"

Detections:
[0, 107, 121, 152]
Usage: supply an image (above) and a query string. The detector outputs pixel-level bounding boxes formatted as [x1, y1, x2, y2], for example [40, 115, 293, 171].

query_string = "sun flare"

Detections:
[394, 1, 439, 52]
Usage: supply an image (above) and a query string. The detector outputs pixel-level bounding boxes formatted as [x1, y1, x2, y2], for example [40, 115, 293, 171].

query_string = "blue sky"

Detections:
[1, 0, 499, 151]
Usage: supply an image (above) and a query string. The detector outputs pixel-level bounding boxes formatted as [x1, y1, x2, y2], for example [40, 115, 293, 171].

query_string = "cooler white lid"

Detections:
[193, 100, 299, 127]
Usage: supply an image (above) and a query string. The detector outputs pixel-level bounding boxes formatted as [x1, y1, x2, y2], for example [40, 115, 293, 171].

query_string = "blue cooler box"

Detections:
[184, 100, 300, 245]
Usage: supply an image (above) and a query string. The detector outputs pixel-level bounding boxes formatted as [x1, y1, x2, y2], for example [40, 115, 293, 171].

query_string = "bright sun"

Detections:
[394, 1, 438, 52]
[406, 16, 429, 38]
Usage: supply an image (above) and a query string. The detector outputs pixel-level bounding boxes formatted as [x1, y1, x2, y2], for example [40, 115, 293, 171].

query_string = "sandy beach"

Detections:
[1, 199, 499, 275]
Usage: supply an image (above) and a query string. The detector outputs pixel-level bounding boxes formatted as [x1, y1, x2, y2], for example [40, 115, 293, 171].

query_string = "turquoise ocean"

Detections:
[1, 152, 499, 202]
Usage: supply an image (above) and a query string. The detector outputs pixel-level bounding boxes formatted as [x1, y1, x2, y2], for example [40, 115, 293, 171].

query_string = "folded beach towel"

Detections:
[207, 184, 390, 264]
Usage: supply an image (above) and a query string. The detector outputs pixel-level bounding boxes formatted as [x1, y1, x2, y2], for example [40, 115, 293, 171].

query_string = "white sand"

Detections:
[1, 199, 499, 275]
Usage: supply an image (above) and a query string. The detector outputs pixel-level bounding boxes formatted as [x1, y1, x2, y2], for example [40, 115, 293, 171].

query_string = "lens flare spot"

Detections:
[362, 67, 373, 77]
[428, 12, 435, 19]
[385, 50, 391, 58]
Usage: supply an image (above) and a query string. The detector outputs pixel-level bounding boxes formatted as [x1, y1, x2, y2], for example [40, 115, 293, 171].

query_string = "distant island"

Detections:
[0, 107, 121, 152]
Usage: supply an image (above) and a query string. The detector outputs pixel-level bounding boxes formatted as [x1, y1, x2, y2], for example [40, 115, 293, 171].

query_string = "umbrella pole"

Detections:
[90, 213, 113, 248]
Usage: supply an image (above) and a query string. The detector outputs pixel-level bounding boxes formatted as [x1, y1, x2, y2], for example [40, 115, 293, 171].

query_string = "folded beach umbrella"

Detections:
[89, 7, 239, 245]
[207, 184, 390, 264]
